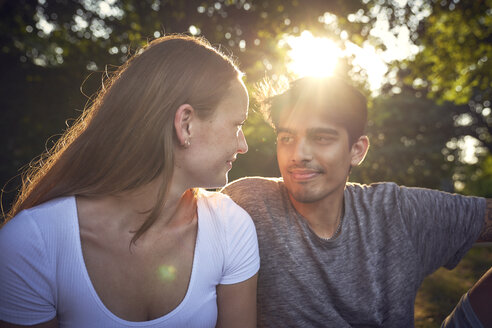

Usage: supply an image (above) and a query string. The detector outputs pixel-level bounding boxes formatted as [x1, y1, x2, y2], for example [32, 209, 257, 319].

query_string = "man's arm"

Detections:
[476, 199, 492, 242]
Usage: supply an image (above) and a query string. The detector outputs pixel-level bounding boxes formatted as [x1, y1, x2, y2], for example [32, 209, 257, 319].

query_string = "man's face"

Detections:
[276, 109, 364, 204]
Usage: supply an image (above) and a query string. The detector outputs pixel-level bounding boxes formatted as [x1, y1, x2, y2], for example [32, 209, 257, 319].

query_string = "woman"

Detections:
[0, 35, 259, 327]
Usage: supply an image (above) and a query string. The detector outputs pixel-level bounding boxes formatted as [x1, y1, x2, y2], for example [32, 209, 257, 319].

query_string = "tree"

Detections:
[351, 87, 457, 190]
[2, 0, 491, 206]
[1, 0, 370, 209]
[401, 0, 492, 153]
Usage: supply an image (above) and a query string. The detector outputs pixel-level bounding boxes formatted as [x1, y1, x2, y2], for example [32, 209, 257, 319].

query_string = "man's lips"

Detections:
[288, 168, 322, 181]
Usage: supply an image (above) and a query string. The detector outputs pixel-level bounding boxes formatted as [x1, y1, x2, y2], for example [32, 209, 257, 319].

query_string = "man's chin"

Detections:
[288, 188, 323, 204]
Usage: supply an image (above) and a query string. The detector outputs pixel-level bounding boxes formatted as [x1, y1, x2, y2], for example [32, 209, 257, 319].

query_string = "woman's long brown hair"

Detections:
[3, 35, 242, 244]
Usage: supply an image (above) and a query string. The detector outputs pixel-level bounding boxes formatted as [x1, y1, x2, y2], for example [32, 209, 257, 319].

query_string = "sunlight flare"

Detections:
[283, 30, 408, 92]
[285, 31, 342, 78]
[345, 42, 388, 91]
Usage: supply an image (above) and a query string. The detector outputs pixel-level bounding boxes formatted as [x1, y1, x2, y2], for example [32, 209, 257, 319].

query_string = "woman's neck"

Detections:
[77, 177, 197, 237]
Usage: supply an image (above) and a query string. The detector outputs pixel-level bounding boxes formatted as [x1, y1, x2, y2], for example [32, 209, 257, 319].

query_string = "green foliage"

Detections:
[1, 0, 490, 200]
[403, 0, 492, 153]
[407, 1, 492, 104]
[0, 0, 367, 208]
[455, 154, 492, 197]
[0, 0, 367, 79]
[229, 109, 279, 180]
[351, 88, 457, 190]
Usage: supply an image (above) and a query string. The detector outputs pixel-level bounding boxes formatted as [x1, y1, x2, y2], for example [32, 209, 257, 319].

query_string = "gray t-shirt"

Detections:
[222, 177, 485, 327]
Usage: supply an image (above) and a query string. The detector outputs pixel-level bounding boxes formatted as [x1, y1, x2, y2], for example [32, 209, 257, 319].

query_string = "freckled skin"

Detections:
[184, 81, 249, 188]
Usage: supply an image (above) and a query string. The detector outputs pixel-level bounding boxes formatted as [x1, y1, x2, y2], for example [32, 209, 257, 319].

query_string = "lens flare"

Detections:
[158, 265, 177, 282]
[285, 31, 342, 78]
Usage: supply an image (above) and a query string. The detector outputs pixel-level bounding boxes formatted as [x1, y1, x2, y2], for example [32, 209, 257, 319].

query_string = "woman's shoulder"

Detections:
[13, 196, 75, 219]
[197, 190, 254, 229]
[197, 190, 244, 215]
[0, 199, 70, 324]
[196, 190, 259, 282]
[0, 196, 77, 249]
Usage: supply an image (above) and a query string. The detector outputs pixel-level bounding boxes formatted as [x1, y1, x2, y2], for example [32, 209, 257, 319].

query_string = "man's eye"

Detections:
[278, 135, 294, 144]
[313, 135, 333, 143]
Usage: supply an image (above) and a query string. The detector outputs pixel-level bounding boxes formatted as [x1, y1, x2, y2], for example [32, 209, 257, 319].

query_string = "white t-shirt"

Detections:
[0, 191, 259, 327]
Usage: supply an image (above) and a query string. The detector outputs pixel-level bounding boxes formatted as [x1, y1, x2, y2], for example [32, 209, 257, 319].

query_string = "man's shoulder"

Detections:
[346, 181, 474, 200]
[222, 176, 284, 205]
[345, 181, 400, 194]
[344, 182, 406, 210]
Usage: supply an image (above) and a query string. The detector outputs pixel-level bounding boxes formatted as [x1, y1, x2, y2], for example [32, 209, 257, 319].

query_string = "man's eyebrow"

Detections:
[277, 127, 295, 134]
[307, 127, 339, 136]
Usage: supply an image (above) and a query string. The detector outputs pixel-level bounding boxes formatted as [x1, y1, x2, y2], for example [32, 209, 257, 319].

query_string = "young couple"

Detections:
[0, 35, 490, 327]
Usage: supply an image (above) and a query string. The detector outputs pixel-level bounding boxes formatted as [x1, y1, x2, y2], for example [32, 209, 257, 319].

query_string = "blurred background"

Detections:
[0, 0, 491, 326]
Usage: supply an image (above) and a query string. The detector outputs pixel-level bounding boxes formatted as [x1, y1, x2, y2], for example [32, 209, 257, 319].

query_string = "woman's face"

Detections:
[182, 80, 249, 189]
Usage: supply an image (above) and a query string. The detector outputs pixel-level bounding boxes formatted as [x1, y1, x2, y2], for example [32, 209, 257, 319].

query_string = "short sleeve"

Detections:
[218, 198, 260, 285]
[0, 211, 56, 324]
[397, 186, 485, 274]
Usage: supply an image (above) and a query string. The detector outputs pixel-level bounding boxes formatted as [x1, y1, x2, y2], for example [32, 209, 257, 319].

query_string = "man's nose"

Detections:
[292, 137, 312, 162]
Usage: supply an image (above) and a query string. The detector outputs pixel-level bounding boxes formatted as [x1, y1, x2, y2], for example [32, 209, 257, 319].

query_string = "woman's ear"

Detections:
[174, 104, 194, 147]
[350, 135, 370, 167]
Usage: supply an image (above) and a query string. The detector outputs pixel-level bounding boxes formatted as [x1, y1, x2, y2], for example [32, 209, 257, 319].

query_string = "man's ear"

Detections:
[350, 135, 370, 167]
[174, 104, 194, 147]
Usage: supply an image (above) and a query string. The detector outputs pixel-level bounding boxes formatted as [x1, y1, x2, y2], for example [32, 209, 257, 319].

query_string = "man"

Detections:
[222, 77, 492, 327]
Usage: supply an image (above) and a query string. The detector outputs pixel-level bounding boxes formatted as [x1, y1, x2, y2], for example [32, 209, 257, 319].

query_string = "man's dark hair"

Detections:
[258, 76, 368, 146]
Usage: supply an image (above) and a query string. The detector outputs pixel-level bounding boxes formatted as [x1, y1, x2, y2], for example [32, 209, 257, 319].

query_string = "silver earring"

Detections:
[184, 139, 191, 148]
